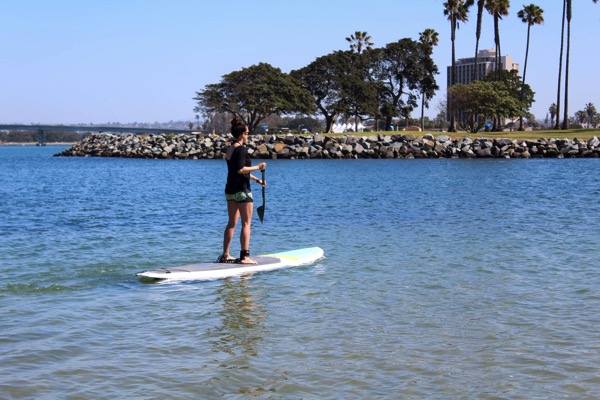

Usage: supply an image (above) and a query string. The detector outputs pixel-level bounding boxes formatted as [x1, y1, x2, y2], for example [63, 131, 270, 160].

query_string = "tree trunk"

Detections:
[420, 93, 425, 131]
[494, 17, 502, 80]
[385, 116, 393, 131]
[519, 24, 532, 131]
[562, 0, 572, 130]
[325, 114, 335, 133]
[449, 17, 457, 132]
[555, 0, 566, 130]
[472, 3, 483, 128]
[473, 0, 484, 81]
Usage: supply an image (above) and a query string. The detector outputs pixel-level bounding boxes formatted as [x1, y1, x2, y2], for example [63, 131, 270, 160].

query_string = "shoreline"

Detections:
[54, 132, 600, 159]
[0, 142, 77, 146]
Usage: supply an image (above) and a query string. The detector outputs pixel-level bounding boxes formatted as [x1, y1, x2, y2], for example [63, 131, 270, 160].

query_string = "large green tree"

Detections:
[340, 52, 378, 132]
[449, 80, 521, 132]
[444, 0, 474, 132]
[487, 69, 534, 128]
[448, 81, 502, 132]
[291, 51, 350, 133]
[369, 39, 428, 131]
[517, 3, 544, 130]
[451, 69, 533, 132]
[193, 62, 314, 133]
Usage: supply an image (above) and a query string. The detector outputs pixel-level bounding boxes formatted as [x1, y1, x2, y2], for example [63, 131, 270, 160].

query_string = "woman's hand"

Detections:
[252, 175, 267, 186]
[257, 162, 267, 171]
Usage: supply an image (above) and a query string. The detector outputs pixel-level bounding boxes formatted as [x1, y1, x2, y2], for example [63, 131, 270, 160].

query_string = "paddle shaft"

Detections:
[257, 169, 266, 222]
[261, 169, 265, 203]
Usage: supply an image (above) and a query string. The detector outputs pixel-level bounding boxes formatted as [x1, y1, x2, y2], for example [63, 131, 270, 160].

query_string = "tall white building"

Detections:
[447, 49, 520, 87]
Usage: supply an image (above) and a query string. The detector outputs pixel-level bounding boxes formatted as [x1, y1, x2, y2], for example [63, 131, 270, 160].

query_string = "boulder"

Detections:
[312, 134, 325, 146]
[274, 142, 286, 152]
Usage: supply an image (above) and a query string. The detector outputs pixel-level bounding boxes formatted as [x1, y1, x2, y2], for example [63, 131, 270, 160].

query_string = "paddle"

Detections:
[257, 169, 266, 223]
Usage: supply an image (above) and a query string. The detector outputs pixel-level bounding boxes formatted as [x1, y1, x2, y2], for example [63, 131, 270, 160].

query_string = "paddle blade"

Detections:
[257, 204, 265, 223]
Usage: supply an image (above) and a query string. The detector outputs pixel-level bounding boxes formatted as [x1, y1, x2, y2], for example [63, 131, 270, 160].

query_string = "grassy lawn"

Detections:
[443, 128, 600, 141]
[323, 128, 600, 141]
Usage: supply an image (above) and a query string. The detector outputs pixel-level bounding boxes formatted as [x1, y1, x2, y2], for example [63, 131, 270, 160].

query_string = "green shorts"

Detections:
[225, 189, 253, 203]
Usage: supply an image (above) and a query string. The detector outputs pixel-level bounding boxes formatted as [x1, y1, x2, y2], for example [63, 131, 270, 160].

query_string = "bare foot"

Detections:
[238, 257, 257, 265]
[217, 254, 236, 263]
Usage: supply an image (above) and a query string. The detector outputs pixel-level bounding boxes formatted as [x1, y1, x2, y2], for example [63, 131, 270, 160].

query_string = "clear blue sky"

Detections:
[1, 0, 599, 125]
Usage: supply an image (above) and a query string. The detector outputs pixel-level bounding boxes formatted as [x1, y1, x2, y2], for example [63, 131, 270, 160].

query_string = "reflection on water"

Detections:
[209, 276, 266, 357]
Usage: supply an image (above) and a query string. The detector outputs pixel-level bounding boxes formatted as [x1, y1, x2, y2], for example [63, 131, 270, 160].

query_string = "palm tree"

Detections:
[555, 1, 567, 130]
[419, 29, 440, 130]
[420, 28, 439, 49]
[473, 0, 486, 81]
[562, 0, 599, 129]
[561, 0, 573, 129]
[485, 0, 510, 79]
[575, 110, 588, 126]
[549, 103, 557, 127]
[345, 31, 373, 54]
[444, 0, 474, 132]
[585, 102, 597, 128]
[517, 4, 544, 131]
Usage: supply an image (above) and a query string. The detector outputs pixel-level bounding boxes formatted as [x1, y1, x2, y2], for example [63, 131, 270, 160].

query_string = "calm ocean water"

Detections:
[1, 145, 599, 399]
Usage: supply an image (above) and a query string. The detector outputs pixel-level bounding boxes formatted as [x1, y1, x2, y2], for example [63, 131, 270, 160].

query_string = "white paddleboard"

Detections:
[136, 247, 324, 282]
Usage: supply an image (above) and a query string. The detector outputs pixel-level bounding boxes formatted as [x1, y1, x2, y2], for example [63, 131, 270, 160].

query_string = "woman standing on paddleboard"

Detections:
[217, 118, 267, 264]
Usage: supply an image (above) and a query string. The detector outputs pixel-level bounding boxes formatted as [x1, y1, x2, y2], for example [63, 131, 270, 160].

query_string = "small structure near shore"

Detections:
[54, 132, 600, 159]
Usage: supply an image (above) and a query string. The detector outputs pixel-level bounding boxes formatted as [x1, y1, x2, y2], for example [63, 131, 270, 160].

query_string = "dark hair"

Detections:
[231, 118, 248, 138]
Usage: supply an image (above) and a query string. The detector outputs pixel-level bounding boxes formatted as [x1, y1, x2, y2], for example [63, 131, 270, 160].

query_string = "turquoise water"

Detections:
[1, 145, 599, 399]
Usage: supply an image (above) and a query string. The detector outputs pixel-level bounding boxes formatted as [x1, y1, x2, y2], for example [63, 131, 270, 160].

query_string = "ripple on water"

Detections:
[2, 152, 600, 398]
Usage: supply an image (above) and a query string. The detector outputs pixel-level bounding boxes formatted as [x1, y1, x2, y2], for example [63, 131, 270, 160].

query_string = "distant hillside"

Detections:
[0, 120, 200, 143]
[74, 120, 197, 130]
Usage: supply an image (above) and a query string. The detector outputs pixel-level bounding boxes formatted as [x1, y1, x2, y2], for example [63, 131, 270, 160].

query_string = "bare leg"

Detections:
[238, 201, 256, 264]
[222, 200, 238, 260]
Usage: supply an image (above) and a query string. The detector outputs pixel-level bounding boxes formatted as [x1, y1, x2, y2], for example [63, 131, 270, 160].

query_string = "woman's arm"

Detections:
[237, 162, 266, 175]
[238, 162, 267, 186]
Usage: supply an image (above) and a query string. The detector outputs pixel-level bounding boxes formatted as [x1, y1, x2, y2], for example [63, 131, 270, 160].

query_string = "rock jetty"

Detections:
[55, 132, 600, 159]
